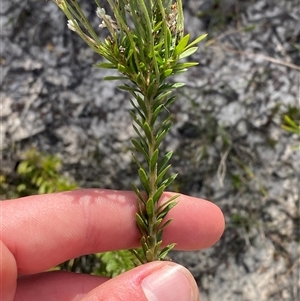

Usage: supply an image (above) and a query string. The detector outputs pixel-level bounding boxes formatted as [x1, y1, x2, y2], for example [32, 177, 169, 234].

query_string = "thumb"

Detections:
[82, 261, 199, 301]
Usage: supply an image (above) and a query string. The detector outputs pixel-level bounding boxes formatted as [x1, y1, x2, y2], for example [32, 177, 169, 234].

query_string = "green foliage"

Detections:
[282, 115, 300, 135]
[0, 175, 16, 200]
[95, 250, 143, 277]
[54, 0, 206, 264]
[0, 148, 77, 199]
[15, 148, 77, 196]
[281, 106, 300, 150]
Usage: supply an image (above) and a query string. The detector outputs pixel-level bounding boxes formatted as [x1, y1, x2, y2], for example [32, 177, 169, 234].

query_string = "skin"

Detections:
[0, 189, 225, 301]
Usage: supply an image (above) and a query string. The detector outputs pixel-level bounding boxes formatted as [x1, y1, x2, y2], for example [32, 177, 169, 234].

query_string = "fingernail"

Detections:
[141, 265, 198, 301]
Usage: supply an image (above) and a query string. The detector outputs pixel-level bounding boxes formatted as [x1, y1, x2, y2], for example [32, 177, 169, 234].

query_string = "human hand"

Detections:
[1, 189, 224, 301]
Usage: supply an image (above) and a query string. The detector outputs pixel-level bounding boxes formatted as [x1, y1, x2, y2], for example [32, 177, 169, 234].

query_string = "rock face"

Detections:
[1, 0, 299, 300]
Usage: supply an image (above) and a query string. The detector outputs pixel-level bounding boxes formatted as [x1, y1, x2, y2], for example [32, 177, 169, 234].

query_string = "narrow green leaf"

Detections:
[118, 84, 141, 93]
[136, 213, 148, 232]
[156, 83, 185, 99]
[129, 111, 143, 128]
[156, 83, 174, 95]
[138, 168, 150, 194]
[132, 183, 146, 204]
[153, 21, 163, 34]
[163, 69, 173, 78]
[154, 91, 172, 106]
[173, 62, 198, 70]
[146, 249, 153, 262]
[284, 115, 298, 127]
[150, 104, 163, 126]
[131, 154, 143, 173]
[117, 63, 127, 73]
[160, 115, 172, 128]
[95, 62, 117, 69]
[114, 43, 120, 56]
[164, 27, 172, 59]
[146, 197, 154, 218]
[157, 229, 163, 242]
[154, 51, 164, 64]
[143, 122, 153, 143]
[150, 149, 159, 173]
[158, 151, 173, 174]
[175, 33, 190, 56]
[130, 248, 145, 264]
[155, 129, 167, 149]
[146, 79, 158, 100]
[137, 196, 147, 223]
[157, 195, 179, 212]
[153, 40, 164, 51]
[282, 125, 300, 134]
[126, 48, 134, 62]
[172, 68, 188, 75]
[132, 124, 147, 144]
[158, 243, 176, 259]
[152, 184, 166, 203]
[157, 202, 177, 220]
[179, 47, 198, 59]
[128, 54, 138, 75]
[141, 237, 149, 255]
[171, 82, 186, 89]
[103, 76, 128, 81]
[161, 173, 178, 188]
[135, 94, 148, 117]
[164, 95, 177, 108]
[153, 218, 163, 232]
[131, 139, 149, 161]
[155, 165, 171, 186]
[154, 240, 163, 256]
[185, 33, 207, 48]
[155, 123, 172, 149]
[130, 101, 146, 120]
[159, 218, 173, 231]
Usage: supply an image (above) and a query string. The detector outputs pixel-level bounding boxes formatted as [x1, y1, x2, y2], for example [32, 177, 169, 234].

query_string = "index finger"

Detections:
[1, 189, 224, 274]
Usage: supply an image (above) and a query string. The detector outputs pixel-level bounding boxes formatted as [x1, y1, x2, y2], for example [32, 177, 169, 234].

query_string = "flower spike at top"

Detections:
[53, 0, 207, 264]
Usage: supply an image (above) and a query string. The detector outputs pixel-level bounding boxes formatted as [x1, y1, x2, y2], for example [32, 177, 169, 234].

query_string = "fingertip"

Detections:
[163, 193, 225, 250]
[81, 262, 199, 301]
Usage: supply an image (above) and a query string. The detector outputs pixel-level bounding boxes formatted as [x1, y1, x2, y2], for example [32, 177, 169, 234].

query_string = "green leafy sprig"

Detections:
[54, 0, 206, 263]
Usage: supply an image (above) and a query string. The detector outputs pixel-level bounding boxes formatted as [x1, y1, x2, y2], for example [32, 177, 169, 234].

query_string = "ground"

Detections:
[1, 0, 299, 300]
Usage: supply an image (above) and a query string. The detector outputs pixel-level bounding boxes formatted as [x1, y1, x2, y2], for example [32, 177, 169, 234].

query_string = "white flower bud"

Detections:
[96, 7, 106, 19]
[67, 19, 78, 32]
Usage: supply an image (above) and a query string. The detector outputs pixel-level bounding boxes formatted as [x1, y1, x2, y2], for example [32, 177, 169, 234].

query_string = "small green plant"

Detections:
[15, 148, 77, 196]
[281, 106, 300, 150]
[282, 115, 300, 135]
[95, 249, 144, 277]
[53, 0, 206, 264]
[0, 148, 76, 199]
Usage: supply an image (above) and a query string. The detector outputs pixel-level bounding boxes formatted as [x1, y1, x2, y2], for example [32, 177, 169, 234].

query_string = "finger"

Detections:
[15, 272, 107, 301]
[1, 189, 224, 274]
[14, 262, 199, 301]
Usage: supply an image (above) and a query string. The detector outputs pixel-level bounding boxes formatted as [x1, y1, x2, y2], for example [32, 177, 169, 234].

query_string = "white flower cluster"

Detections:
[96, 7, 119, 30]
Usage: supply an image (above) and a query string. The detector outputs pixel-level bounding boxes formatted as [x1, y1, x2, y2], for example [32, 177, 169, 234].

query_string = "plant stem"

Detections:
[146, 96, 158, 261]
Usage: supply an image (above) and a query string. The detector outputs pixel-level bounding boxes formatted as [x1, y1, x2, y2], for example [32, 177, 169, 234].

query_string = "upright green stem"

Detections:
[145, 97, 158, 261]
[54, 0, 207, 265]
